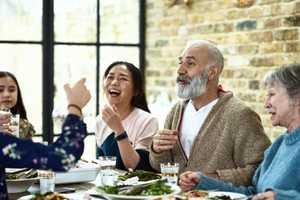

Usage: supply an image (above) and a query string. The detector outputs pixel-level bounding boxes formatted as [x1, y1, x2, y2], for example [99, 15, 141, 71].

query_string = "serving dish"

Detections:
[7, 177, 39, 193]
[55, 163, 100, 184]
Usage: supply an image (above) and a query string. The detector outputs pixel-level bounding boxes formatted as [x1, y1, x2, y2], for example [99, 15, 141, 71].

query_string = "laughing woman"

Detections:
[179, 64, 300, 200]
[95, 61, 159, 171]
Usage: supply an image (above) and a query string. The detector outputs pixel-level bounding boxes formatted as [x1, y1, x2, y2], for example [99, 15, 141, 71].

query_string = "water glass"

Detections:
[98, 156, 117, 186]
[10, 114, 20, 137]
[160, 162, 179, 185]
[38, 170, 55, 194]
[0, 107, 11, 130]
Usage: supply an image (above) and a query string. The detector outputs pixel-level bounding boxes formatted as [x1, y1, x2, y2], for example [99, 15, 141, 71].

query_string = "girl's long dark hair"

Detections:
[0, 71, 28, 119]
[103, 61, 150, 113]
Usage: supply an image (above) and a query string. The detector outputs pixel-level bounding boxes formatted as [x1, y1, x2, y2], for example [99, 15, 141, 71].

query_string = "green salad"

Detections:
[98, 180, 173, 196]
[118, 170, 161, 181]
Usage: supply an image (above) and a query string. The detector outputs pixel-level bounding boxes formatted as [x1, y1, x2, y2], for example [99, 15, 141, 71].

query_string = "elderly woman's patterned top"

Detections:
[0, 114, 87, 200]
[19, 118, 36, 139]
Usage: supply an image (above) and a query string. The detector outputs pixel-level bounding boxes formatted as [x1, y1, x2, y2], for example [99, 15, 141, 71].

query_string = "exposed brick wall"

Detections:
[145, 0, 300, 140]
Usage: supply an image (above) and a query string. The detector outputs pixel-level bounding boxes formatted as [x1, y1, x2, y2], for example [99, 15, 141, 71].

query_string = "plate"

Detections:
[7, 177, 39, 193]
[17, 195, 34, 200]
[97, 184, 181, 200]
[209, 191, 246, 198]
[17, 193, 78, 200]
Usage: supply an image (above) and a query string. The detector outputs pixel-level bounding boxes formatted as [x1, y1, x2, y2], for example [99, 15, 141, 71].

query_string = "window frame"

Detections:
[0, 0, 145, 143]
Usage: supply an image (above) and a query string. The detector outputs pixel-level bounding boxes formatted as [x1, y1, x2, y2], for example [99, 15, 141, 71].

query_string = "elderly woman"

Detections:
[179, 64, 300, 200]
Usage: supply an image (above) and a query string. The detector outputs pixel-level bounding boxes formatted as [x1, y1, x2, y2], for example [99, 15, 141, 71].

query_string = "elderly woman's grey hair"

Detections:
[264, 64, 300, 100]
[186, 40, 224, 72]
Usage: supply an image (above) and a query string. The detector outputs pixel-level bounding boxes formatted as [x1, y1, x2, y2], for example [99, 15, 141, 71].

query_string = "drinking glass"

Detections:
[9, 114, 20, 137]
[98, 156, 117, 186]
[38, 170, 55, 194]
[0, 107, 19, 137]
[160, 162, 179, 185]
[0, 107, 10, 131]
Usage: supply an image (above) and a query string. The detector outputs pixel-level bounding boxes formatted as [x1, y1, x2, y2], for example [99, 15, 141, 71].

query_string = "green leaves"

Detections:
[118, 170, 161, 181]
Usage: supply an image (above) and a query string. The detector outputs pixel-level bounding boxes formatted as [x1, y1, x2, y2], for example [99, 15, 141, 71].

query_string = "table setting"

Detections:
[9, 156, 249, 200]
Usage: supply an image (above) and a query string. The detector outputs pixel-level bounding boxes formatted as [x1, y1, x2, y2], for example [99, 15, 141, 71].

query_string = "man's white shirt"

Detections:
[180, 98, 219, 158]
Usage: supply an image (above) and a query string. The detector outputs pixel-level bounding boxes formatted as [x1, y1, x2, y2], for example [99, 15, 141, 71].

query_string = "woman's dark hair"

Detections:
[0, 71, 28, 119]
[103, 61, 150, 113]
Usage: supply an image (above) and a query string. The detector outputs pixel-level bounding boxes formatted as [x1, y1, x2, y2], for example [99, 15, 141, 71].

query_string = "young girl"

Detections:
[0, 71, 35, 138]
[0, 78, 90, 199]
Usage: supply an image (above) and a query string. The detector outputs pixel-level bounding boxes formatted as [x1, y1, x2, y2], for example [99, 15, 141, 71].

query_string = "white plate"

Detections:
[209, 191, 246, 198]
[18, 193, 79, 200]
[97, 184, 181, 200]
[7, 177, 39, 193]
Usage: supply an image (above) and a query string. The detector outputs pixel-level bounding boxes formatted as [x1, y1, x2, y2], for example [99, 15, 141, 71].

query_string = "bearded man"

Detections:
[149, 40, 271, 186]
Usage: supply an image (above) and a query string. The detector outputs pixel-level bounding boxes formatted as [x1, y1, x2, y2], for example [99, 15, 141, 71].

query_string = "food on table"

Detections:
[118, 170, 161, 181]
[184, 190, 208, 200]
[98, 180, 173, 196]
[184, 190, 233, 200]
[30, 192, 69, 200]
[152, 194, 232, 200]
[6, 168, 38, 180]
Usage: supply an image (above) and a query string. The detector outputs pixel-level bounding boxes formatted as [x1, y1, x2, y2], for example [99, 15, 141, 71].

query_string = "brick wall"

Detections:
[145, 0, 300, 140]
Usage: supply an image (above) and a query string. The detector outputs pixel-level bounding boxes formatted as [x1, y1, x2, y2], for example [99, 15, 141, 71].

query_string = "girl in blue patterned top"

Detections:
[0, 78, 91, 200]
[179, 64, 300, 200]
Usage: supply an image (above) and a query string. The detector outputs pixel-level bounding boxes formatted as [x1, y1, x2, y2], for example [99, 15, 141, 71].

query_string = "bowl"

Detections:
[55, 163, 100, 184]
[7, 177, 39, 193]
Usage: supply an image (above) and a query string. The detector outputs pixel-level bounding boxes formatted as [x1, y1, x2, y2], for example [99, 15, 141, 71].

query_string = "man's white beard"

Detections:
[176, 71, 208, 99]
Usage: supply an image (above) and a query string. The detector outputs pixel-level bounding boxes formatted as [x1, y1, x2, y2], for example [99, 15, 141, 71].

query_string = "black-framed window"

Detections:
[0, 0, 145, 155]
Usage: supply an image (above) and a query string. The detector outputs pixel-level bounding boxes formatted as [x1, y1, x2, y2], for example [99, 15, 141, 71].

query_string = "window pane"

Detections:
[54, 0, 97, 43]
[0, 44, 42, 134]
[0, 0, 42, 41]
[54, 45, 96, 134]
[100, 0, 139, 43]
[100, 46, 139, 77]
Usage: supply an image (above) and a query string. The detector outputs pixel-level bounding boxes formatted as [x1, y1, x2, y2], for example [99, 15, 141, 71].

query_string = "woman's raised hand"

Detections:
[64, 78, 91, 109]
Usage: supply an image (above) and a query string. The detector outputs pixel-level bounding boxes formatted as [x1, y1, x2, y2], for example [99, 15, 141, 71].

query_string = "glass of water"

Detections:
[0, 107, 19, 137]
[98, 156, 117, 186]
[160, 162, 179, 185]
[9, 114, 20, 137]
[38, 170, 55, 194]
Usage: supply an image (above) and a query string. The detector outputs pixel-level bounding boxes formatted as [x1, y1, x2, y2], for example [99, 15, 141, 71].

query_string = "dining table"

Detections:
[8, 181, 104, 200]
